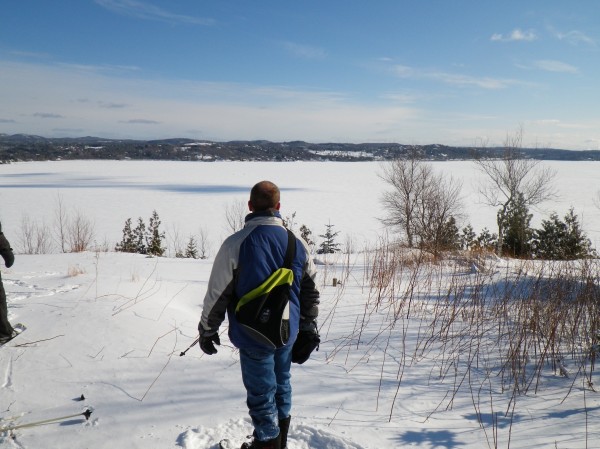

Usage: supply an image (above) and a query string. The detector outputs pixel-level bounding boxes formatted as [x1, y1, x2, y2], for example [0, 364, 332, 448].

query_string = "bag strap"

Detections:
[283, 229, 296, 269]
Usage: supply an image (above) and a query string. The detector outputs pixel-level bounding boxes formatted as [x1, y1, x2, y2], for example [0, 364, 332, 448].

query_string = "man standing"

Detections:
[199, 181, 320, 449]
[0, 222, 16, 342]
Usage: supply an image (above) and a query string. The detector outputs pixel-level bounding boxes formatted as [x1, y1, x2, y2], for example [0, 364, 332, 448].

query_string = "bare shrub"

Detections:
[167, 223, 185, 258]
[18, 214, 53, 254]
[379, 152, 463, 255]
[67, 264, 86, 277]
[324, 240, 600, 446]
[224, 200, 247, 233]
[68, 211, 95, 252]
[54, 192, 69, 253]
[474, 125, 557, 255]
[197, 226, 211, 259]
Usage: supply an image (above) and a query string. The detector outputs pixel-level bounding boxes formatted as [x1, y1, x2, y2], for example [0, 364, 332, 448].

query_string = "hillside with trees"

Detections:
[2, 133, 600, 163]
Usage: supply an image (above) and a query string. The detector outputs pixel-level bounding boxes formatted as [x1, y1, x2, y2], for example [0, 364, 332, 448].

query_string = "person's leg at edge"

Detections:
[239, 347, 280, 442]
[274, 344, 293, 448]
[0, 277, 14, 338]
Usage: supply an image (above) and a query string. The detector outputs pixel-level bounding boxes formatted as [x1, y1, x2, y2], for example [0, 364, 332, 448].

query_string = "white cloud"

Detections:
[281, 41, 327, 60]
[555, 30, 597, 46]
[491, 29, 537, 42]
[392, 65, 415, 77]
[33, 112, 65, 119]
[94, 0, 214, 26]
[122, 119, 161, 124]
[0, 59, 422, 142]
[392, 64, 520, 90]
[0, 59, 594, 149]
[533, 60, 579, 74]
[429, 72, 512, 89]
[57, 61, 141, 75]
[380, 92, 419, 104]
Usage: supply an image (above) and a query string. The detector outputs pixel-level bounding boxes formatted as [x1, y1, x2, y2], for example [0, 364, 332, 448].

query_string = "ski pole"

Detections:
[179, 336, 200, 356]
[0, 409, 93, 433]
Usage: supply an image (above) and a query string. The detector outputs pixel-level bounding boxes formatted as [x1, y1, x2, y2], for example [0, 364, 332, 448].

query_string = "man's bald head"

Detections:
[249, 181, 280, 212]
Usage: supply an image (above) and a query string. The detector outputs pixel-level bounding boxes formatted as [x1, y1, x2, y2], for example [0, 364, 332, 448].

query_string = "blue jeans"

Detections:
[239, 344, 293, 441]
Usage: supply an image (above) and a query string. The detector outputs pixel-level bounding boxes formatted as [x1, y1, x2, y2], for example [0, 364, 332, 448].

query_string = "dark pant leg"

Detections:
[0, 276, 14, 337]
[273, 344, 293, 420]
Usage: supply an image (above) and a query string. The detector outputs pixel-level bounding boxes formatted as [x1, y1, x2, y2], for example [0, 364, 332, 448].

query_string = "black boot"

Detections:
[278, 416, 291, 449]
[240, 433, 281, 449]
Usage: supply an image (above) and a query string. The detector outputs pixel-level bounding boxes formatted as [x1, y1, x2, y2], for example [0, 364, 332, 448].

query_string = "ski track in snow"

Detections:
[1, 357, 13, 390]
[177, 418, 367, 449]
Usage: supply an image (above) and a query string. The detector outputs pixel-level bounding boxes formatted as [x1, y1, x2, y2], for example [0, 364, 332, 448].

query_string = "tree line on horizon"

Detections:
[3, 133, 600, 163]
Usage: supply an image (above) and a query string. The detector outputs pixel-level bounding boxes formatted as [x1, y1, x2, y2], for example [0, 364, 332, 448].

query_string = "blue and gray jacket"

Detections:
[199, 211, 320, 350]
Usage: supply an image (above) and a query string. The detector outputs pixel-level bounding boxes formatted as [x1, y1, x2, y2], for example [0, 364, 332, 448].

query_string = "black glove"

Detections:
[292, 320, 320, 364]
[199, 331, 220, 355]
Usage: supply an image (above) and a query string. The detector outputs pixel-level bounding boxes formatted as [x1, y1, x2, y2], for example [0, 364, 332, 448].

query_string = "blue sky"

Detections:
[1, 1, 599, 149]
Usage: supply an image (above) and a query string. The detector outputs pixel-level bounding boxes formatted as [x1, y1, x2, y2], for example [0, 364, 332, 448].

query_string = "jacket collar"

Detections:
[245, 210, 282, 223]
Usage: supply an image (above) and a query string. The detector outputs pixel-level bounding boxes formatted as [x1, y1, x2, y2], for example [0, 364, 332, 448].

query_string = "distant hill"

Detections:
[1, 133, 599, 163]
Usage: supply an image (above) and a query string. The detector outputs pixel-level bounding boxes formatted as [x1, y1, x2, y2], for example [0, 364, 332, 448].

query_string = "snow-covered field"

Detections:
[1, 160, 600, 449]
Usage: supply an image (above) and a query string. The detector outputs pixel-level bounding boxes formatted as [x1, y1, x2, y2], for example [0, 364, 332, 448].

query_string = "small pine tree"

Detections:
[317, 222, 341, 254]
[299, 224, 314, 247]
[499, 192, 533, 258]
[146, 210, 165, 257]
[460, 224, 477, 250]
[132, 217, 147, 255]
[184, 235, 199, 259]
[562, 208, 595, 258]
[437, 216, 460, 251]
[476, 228, 498, 251]
[115, 218, 137, 253]
[533, 208, 595, 260]
[282, 212, 296, 231]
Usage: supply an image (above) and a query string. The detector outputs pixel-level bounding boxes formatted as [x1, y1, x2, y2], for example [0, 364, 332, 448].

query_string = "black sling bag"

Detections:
[235, 230, 296, 348]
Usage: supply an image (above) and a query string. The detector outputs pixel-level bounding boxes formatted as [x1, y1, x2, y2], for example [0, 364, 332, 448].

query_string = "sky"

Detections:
[1, 0, 599, 149]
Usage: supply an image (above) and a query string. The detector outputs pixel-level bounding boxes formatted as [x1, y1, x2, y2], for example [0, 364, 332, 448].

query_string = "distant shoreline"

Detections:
[2, 133, 600, 163]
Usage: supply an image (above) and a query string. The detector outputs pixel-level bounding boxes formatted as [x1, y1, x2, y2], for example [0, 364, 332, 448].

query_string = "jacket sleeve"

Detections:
[0, 233, 14, 268]
[298, 238, 319, 322]
[199, 235, 239, 334]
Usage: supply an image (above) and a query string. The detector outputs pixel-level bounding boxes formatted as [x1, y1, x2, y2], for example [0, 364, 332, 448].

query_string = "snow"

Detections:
[1, 160, 600, 448]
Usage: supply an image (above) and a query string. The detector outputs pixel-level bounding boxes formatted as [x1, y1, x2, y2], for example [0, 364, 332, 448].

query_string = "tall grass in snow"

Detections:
[321, 238, 599, 448]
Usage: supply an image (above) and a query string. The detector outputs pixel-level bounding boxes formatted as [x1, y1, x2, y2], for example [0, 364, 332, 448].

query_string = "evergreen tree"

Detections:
[562, 208, 595, 258]
[299, 224, 314, 247]
[476, 228, 498, 251]
[132, 217, 147, 255]
[115, 218, 137, 253]
[533, 208, 595, 260]
[146, 210, 165, 256]
[437, 216, 460, 251]
[317, 222, 341, 254]
[184, 235, 199, 259]
[533, 212, 565, 259]
[460, 224, 477, 250]
[498, 192, 533, 257]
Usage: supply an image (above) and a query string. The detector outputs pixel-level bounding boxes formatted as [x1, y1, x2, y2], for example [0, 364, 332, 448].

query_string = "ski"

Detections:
[0, 323, 26, 348]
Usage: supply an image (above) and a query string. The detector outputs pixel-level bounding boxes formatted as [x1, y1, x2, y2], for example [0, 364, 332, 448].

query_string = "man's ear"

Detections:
[247, 200, 254, 212]
[275, 202, 281, 211]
